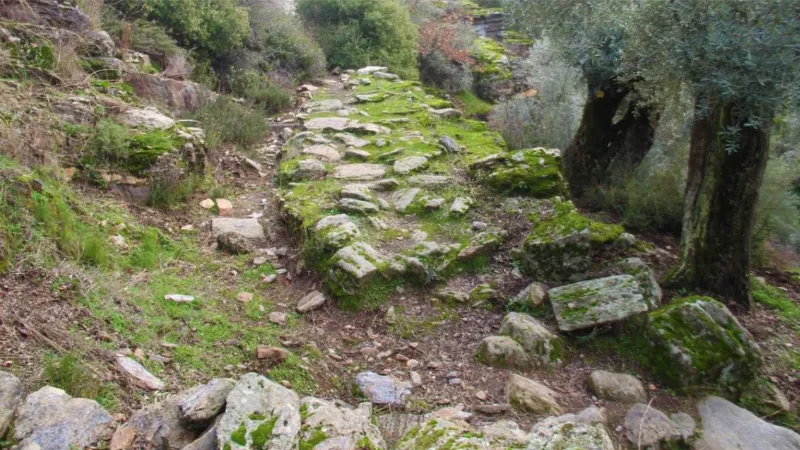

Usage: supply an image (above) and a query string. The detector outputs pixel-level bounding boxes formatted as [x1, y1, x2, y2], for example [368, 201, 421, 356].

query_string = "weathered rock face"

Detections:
[178, 378, 236, 424]
[507, 374, 563, 415]
[623, 404, 686, 448]
[211, 218, 266, 241]
[616, 257, 663, 309]
[395, 414, 527, 450]
[549, 274, 650, 332]
[355, 372, 411, 407]
[217, 373, 301, 450]
[118, 106, 176, 130]
[525, 407, 615, 450]
[217, 232, 254, 255]
[394, 156, 428, 174]
[519, 201, 623, 282]
[498, 313, 565, 367]
[13, 386, 115, 450]
[122, 389, 203, 450]
[646, 297, 762, 393]
[299, 397, 386, 449]
[694, 396, 800, 450]
[316, 214, 361, 249]
[509, 281, 548, 310]
[0, 371, 23, 437]
[588, 370, 647, 404]
[471, 148, 566, 198]
[116, 355, 166, 390]
[126, 73, 211, 112]
[475, 335, 533, 370]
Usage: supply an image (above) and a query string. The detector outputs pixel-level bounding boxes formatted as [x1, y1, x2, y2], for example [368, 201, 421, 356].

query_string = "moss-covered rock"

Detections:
[549, 274, 650, 332]
[475, 336, 533, 370]
[298, 397, 386, 450]
[476, 148, 567, 198]
[646, 296, 763, 394]
[519, 200, 624, 282]
[499, 312, 565, 367]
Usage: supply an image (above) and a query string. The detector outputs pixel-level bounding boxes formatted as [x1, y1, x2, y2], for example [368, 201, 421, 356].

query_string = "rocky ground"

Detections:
[4, 67, 799, 449]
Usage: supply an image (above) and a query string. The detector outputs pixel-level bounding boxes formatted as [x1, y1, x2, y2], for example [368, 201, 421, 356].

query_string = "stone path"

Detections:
[277, 72, 572, 308]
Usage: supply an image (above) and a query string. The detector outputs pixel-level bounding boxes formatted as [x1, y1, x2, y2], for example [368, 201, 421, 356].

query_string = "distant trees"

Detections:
[509, 0, 800, 308]
[296, 0, 419, 79]
[629, 0, 800, 308]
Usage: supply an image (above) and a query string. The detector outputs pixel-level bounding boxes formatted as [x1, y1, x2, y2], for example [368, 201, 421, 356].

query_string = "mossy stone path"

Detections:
[278, 72, 569, 309]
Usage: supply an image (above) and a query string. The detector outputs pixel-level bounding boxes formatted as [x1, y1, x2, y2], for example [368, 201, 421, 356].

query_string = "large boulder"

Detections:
[588, 370, 647, 404]
[623, 404, 686, 448]
[507, 374, 563, 415]
[498, 313, 565, 367]
[298, 397, 386, 449]
[217, 373, 301, 450]
[395, 413, 525, 449]
[355, 372, 411, 407]
[519, 201, 623, 282]
[646, 297, 762, 393]
[694, 396, 800, 450]
[475, 336, 533, 370]
[126, 73, 210, 112]
[616, 257, 663, 309]
[474, 148, 567, 198]
[0, 371, 23, 437]
[13, 386, 115, 450]
[525, 407, 614, 450]
[549, 275, 650, 332]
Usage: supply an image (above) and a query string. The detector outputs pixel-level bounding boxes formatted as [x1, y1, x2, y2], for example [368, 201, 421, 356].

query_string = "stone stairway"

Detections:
[277, 68, 574, 309]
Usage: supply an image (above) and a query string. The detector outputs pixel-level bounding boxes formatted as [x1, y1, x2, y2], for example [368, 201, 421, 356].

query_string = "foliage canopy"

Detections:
[296, 0, 419, 79]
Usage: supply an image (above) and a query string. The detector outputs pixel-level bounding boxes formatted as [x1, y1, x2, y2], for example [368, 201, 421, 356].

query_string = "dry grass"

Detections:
[52, 36, 86, 84]
[76, 0, 104, 29]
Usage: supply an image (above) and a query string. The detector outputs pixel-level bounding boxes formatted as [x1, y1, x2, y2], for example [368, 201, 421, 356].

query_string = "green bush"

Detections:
[189, 96, 268, 148]
[753, 156, 800, 265]
[82, 120, 179, 175]
[297, 0, 419, 79]
[229, 69, 293, 113]
[243, 4, 327, 81]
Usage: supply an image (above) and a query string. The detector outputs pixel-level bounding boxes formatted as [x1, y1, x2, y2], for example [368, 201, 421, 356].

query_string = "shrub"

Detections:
[753, 156, 800, 266]
[242, 3, 327, 81]
[82, 120, 179, 175]
[488, 40, 585, 150]
[189, 96, 268, 148]
[297, 0, 419, 79]
[147, 172, 199, 209]
[418, 10, 475, 93]
[228, 69, 293, 113]
[42, 353, 104, 400]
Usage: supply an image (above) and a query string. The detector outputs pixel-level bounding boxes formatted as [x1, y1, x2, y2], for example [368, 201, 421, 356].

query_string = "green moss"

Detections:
[752, 278, 800, 324]
[248, 413, 267, 421]
[455, 91, 493, 118]
[588, 221, 624, 246]
[647, 296, 762, 394]
[231, 423, 247, 446]
[357, 436, 378, 450]
[251, 416, 278, 450]
[299, 428, 328, 450]
[472, 38, 512, 81]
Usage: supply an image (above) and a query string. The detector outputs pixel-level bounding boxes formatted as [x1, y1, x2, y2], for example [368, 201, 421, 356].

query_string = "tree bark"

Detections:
[563, 78, 659, 197]
[667, 98, 771, 309]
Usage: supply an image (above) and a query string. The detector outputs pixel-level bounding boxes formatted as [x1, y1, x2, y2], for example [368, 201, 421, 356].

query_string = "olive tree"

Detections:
[505, 0, 659, 196]
[627, 0, 800, 308]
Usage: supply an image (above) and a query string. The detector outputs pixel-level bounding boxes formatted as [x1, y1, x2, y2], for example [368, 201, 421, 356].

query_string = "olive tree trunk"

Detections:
[667, 99, 771, 309]
[563, 78, 659, 197]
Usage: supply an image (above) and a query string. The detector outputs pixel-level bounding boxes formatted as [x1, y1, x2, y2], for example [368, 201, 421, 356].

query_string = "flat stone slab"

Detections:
[304, 117, 390, 135]
[211, 218, 265, 241]
[394, 156, 428, 174]
[549, 275, 649, 332]
[302, 144, 341, 161]
[355, 372, 411, 407]
[335, 133, 370, 148]
[331, 242, 386, 281]
[357, 66, 388, 75]
[391, 188, 421, 213]
[695, 396, 800, 450]
[304, 99, 344, 112]
[408, 175, 452, 186]
[338, 198, 379, 214]
[340, 184, 374, 202]
[334, 164, 388, 181]
[14, 386, 115, 450]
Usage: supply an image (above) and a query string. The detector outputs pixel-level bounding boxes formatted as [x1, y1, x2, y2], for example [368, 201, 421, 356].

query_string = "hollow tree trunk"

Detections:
[563, 78, 659, 197]
[667, 98, 771, 310]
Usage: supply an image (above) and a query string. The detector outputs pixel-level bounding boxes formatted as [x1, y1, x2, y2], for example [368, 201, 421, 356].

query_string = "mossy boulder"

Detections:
[298, 397, 386, 449]
[549, 275, 651, 332]
[646, 296, 763, 394]
[519, 200, 624, 282]
[478, 148, 567, 198]
[475, 336, 533, 370]
[396, 415, 523, 449]
[499, 312, 565, 367]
